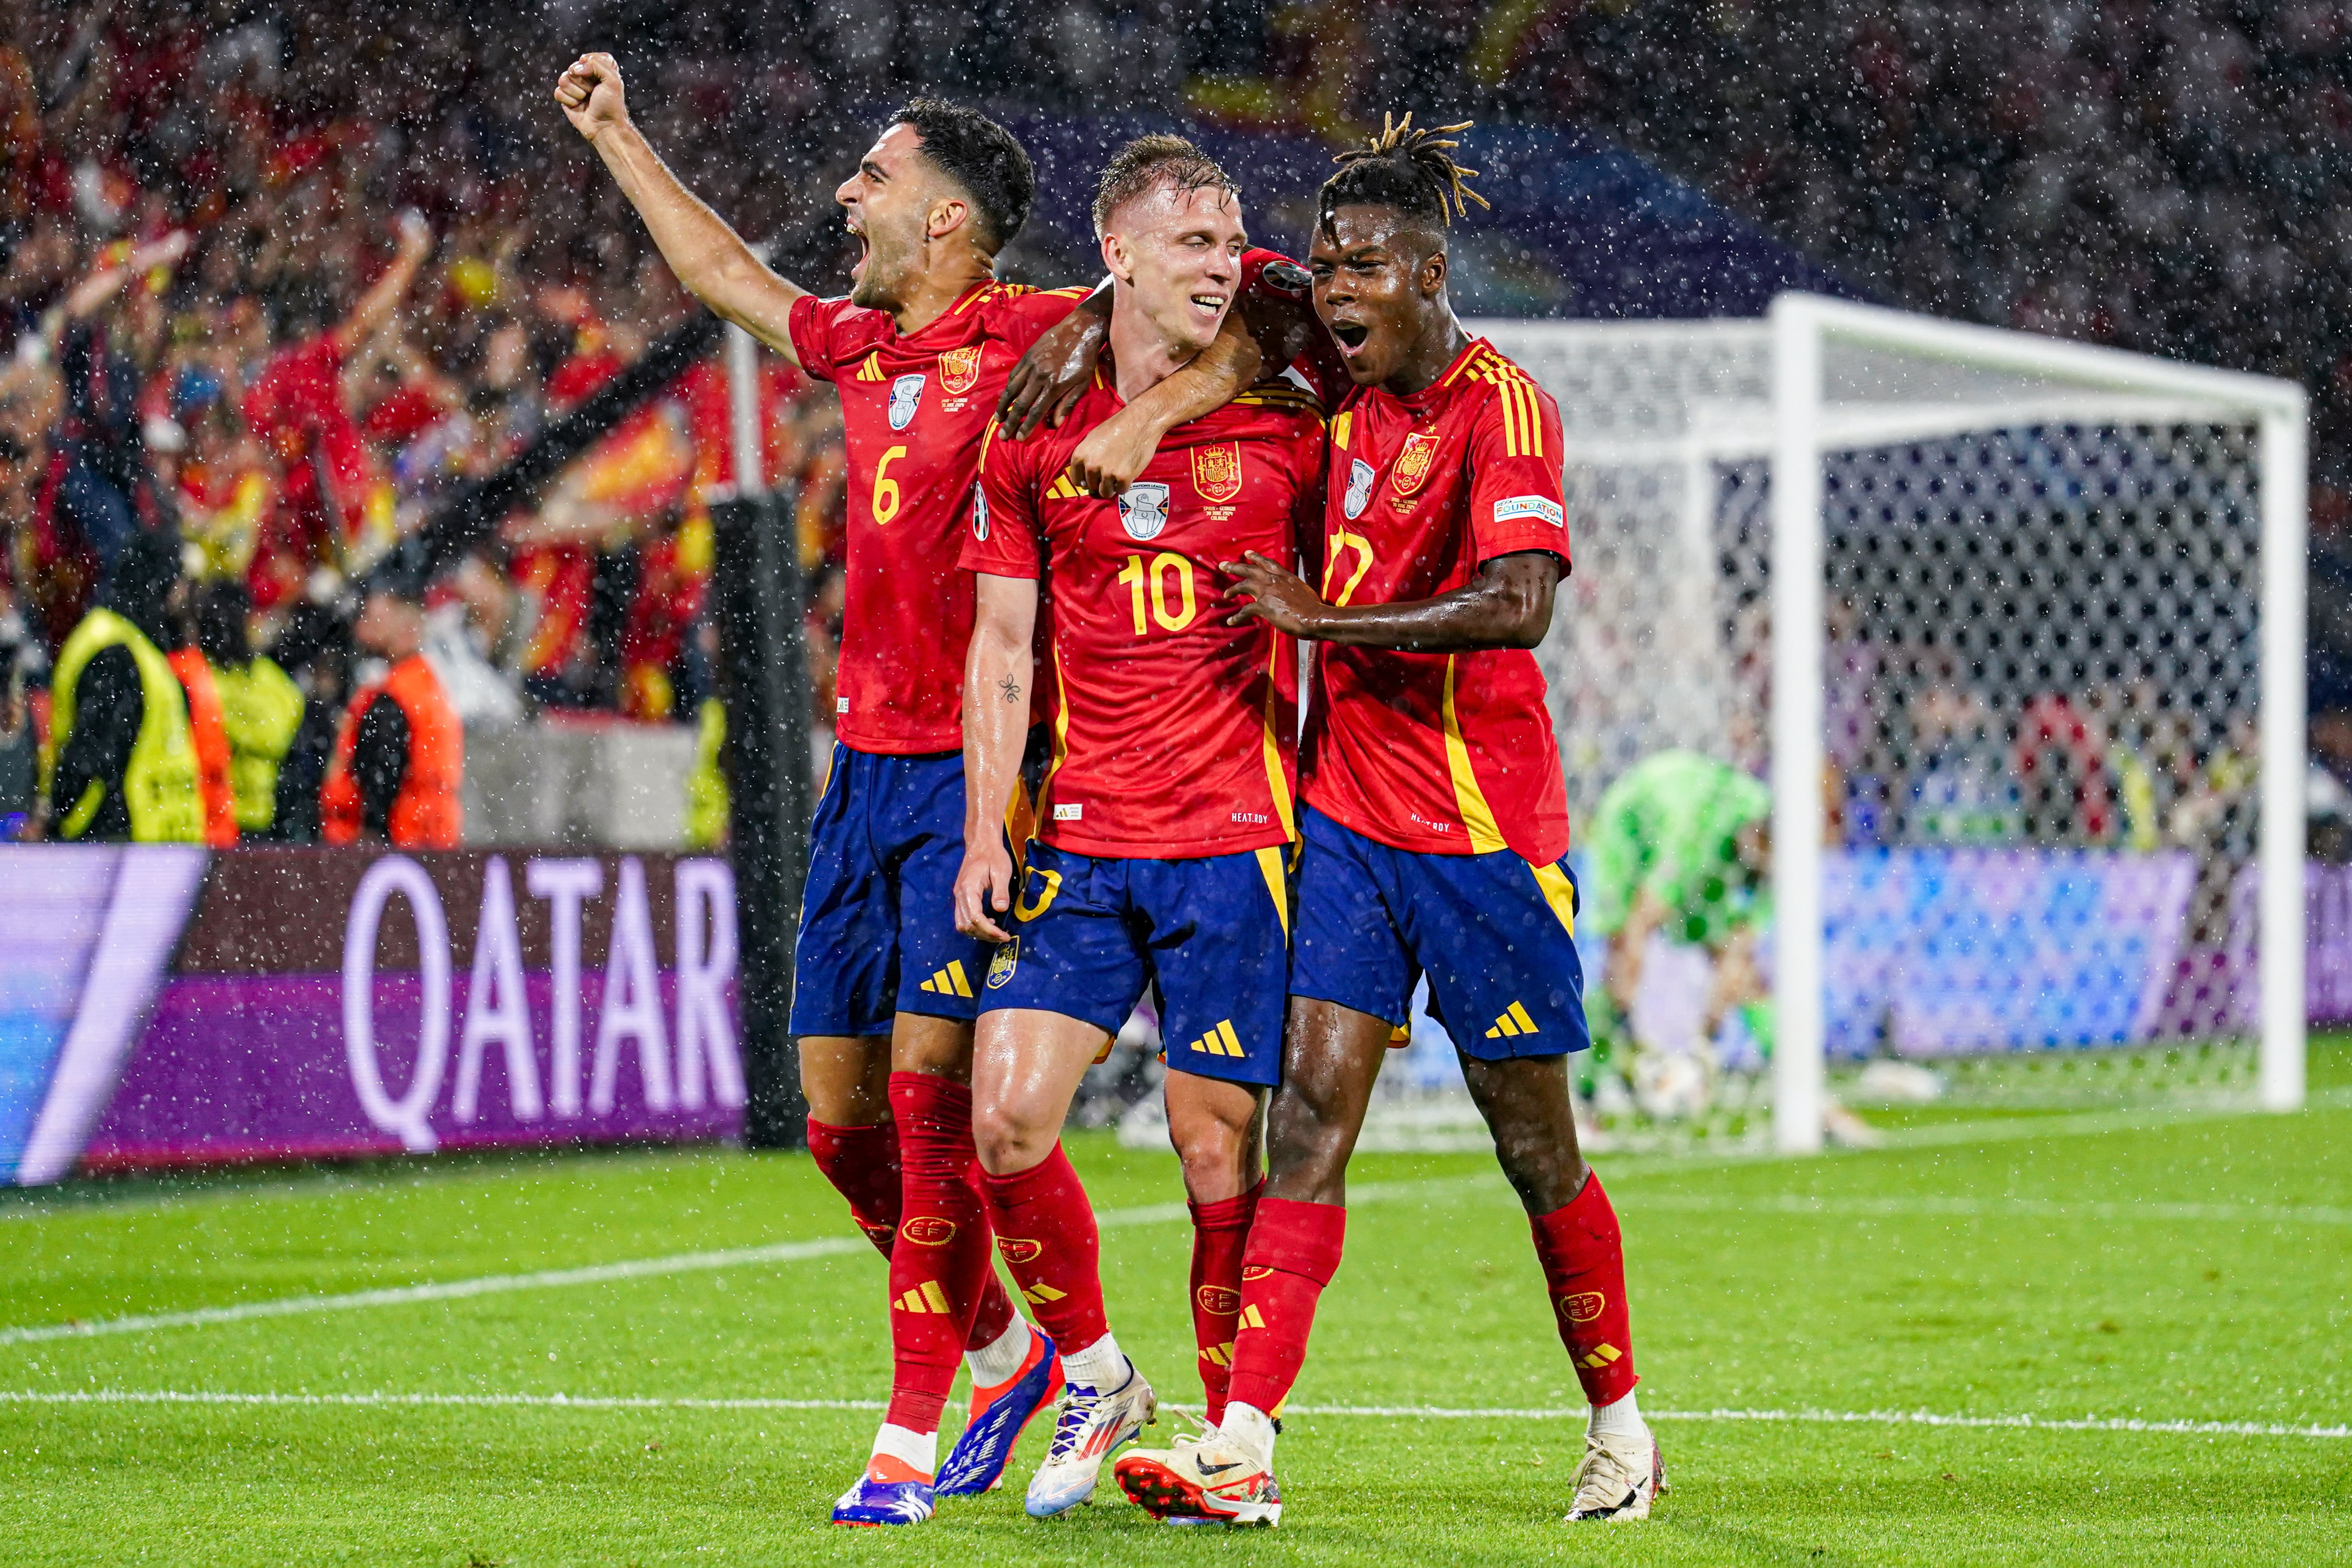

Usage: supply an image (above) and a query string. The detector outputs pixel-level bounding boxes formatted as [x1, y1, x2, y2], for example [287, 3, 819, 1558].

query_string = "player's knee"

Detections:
[970, 1098, 1052, 1177]
[1491, 1127, 1589, 1214]
[800, 1073, 888, 1128]
[1264, 1087, 1351, 1183]
[1168, 1113, 1249, 1191]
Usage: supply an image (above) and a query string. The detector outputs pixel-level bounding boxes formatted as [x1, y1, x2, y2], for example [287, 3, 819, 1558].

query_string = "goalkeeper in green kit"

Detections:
[1580, 751, 1774, 1075]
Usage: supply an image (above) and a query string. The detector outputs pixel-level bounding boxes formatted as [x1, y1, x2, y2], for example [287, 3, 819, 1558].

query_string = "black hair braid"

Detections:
[1318, 112, 1490, 240]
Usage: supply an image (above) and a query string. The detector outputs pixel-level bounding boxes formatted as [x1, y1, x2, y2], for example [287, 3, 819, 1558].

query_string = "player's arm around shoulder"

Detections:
[552, 53, 807, 365]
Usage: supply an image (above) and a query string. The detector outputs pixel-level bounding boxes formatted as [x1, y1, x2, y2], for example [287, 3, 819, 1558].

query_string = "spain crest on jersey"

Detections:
[1344, 458, 1375, 519]
[1190, 442, 1243, 503]
[888, 373, 925, 431]
[1118, 481, 1171, 540]
[1390, 431, 1440, 496]
[938, 345, 982, 395]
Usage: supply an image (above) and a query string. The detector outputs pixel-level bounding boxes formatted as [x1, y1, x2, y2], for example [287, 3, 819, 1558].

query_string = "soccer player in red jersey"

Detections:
[1117, 118, 1663, 1529]
[556, 58, 1251, 1525]
[954, 136, 1326, 1520]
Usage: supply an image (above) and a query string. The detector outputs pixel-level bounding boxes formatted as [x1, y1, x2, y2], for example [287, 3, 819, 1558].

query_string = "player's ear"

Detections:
[1100, 231, 1133, 286]
[927, 196, 969, 241]
[1419, 242, 1448, 300]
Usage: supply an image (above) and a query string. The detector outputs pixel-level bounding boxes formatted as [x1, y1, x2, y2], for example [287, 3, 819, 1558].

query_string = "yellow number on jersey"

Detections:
[873, 445, 907, 525]
[1116, 552, 1198, 634]
[1323, 530, 1375, 606]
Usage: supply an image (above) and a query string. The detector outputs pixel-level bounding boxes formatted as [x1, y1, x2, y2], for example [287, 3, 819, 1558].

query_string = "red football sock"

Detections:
[805, 1117, 901, 1258]
[1224, 1197, 1346, 1418]
[1187, 1180, 1261, 1424]
[882, 1073, 1009, 1431]
[1529, 1172, 1640, 1407]
[977, 1143, 1110, 1364]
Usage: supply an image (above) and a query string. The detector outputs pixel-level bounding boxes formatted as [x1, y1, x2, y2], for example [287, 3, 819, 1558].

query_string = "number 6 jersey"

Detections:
[965, 363, 1326, 859]
[788, 282, 1091, 755]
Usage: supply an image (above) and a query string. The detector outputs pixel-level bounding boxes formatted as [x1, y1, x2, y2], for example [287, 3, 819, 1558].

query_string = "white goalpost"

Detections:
[1475, 294, 2307, 1156]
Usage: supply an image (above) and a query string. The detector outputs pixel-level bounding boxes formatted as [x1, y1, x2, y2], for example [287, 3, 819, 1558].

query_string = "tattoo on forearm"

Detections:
[997, 675, 1022, 705]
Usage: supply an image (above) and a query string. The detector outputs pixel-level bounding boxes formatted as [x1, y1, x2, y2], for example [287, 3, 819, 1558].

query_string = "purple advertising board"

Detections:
[1, 847, 742, 1185]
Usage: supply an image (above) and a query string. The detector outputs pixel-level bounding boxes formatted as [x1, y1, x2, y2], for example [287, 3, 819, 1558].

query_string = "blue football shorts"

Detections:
[1290, 806, 1590, 1059]
[978, 839, 1292, 1088]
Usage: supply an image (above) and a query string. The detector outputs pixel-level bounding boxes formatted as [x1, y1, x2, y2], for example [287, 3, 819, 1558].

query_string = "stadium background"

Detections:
[14, 0, 2352, 749]
[0, 3, 2347, 1562]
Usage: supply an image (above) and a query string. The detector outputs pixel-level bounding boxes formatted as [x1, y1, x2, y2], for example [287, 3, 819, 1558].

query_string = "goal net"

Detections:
[1448, 294, 2310, 1156]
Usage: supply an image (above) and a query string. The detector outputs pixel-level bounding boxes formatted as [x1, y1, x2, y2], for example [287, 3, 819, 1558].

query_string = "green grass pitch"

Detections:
[2, 1046, 2347, 1567]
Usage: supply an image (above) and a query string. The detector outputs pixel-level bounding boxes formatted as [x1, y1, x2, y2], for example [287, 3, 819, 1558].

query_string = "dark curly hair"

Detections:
[1317, 113, 1490, 241]
[891, 98, 1036, 253]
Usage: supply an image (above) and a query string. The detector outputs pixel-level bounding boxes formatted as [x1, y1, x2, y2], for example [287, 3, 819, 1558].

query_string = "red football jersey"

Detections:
[966, 369, 1326, 859]
[788, 281, 1090, 754]
[1304, 338, 1574, 865]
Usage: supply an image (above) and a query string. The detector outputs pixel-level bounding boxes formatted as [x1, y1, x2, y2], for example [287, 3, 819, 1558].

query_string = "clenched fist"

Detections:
[553, 53, 630, 142]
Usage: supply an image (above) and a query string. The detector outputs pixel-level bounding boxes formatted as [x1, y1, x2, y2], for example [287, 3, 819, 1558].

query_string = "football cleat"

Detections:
[1022, 1362, 1156, 1518]
[831, 1472, 935, 1527]
[936, 1325, 1062, 1497]
[1564, 1430, 1665, 1522]
[1114, 1424, 1283, 1528]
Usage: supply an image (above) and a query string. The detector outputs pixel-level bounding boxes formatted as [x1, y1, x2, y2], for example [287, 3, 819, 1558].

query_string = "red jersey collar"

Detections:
[1396, 336, 1491, 416]
[887, 282, 995, 347]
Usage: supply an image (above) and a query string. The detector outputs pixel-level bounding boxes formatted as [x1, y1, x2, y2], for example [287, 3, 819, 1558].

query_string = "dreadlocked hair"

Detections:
[1317, 113, 1490, 240]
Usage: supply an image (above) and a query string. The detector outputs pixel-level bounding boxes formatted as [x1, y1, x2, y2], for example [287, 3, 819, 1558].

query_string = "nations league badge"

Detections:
[888, 372, 925, 431]
[971, 481, 990, 541]
[1343, 458, 1375, 519]
[1118, 481, 1172, 540]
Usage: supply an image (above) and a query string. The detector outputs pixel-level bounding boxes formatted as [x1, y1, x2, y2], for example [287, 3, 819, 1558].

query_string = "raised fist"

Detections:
[394, 208, 434, 261]
[553, 53, 630, 142]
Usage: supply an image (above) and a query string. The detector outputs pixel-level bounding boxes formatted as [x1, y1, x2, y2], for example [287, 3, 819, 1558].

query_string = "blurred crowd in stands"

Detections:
[0, 1, 877, 837]
[6, 0, 2352, 836]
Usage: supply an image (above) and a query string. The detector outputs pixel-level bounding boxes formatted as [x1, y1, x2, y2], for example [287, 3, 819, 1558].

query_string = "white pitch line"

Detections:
[0, 1179, 1477, 1350]
[0, 1389, 2341, 1442]
[0, 1236, 866, 1348]
[1289, 1403, 2352, 1441]
[1623, 1193, 2352, 1227]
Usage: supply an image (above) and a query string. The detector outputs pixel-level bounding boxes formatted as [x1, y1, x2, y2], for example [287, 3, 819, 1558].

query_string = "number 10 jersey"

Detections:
[967, 366, 1327, 859]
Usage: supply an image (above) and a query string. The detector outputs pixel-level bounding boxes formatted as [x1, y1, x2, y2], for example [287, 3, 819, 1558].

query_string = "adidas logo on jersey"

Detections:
[893, 1280, 953, 1313]
[1185, 1019, 1245, 1057]
[1045, 474, 1085, 501]
[856, 352, 885, 382]
[918, 961, 974, 998]
[1485, 1001, 1539, 1039]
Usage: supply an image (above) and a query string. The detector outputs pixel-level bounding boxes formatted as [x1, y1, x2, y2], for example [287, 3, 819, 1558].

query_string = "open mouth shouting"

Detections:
[1188, 289, 1230, 321]
[1329, 317, 1371, 355]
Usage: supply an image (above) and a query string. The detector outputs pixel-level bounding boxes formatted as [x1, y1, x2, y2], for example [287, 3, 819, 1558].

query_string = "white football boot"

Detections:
[1023, 1362, 1157, 1517]
[1564, 1429, 1665, 1521]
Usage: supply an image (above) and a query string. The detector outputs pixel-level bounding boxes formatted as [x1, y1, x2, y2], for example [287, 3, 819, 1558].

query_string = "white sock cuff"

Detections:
[1587, 1387, 1645, 1442]
[1060, 1331, 1127, 1393]
[870, 1422, 938, 1476]
[1222, 1401, 1277, 1465]
[965, 1314, 1032, 1387]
